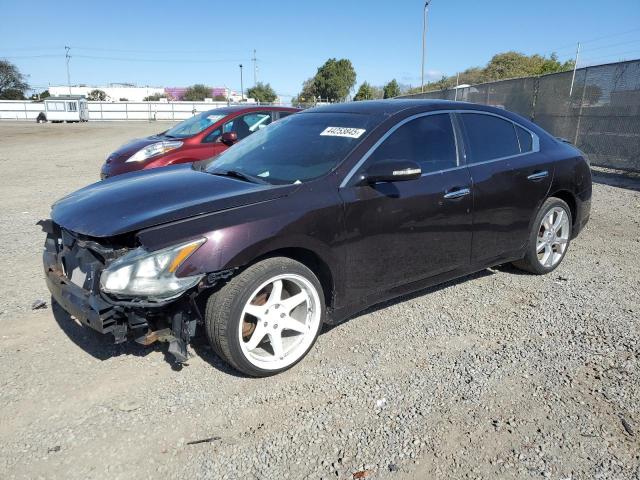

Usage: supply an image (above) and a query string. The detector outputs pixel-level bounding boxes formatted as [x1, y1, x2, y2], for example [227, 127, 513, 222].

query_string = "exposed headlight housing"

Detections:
[100, 238, 205, 300]
[126, 141, 183, 163]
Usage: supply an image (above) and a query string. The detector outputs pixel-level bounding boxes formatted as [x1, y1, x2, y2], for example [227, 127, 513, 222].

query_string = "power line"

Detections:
[542, 27, 640, 56]
[580, 38, 640, 54]
[71, 46, 248, 54]
[73, 54, 251, 63]
[1, 54, 61, 59]
[581, 48, 640, 65]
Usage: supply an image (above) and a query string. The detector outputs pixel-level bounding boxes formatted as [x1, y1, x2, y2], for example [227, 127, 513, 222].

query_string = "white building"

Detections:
[49, 84, 165, 102]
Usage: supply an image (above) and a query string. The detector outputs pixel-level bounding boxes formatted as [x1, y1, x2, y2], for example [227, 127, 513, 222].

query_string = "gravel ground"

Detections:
[0, 121, 638, 480]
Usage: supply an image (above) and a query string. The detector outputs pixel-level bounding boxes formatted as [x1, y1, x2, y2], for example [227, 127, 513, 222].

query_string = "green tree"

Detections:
[354, 82, 375, 101]
[0, 60, 29, 99]
[143, 93, 166, 101]
[405, 51, 575, 95]
[481, 51, 574, 81]
[247, 82, 277, 103]
[182, 84, 211, 101]
[383, 79, 400, 99]
[87, 89, 107, 101]
[311, 58, 357, 101]
[212, 94, 227, 101]
[30, 89, 50, 101]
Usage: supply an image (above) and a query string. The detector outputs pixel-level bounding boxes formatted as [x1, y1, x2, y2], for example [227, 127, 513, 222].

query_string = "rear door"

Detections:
[340, 112, 473, 297]
[457, 112, 553, 264]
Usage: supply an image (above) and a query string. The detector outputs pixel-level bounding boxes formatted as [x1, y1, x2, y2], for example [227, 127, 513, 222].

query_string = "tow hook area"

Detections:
[134, 311, 196, 364]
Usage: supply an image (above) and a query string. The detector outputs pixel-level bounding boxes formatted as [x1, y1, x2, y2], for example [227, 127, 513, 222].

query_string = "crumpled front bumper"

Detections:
[40, 220, 199, 362]
[44, 256, 121, 336]
[42, 228, 129, 341]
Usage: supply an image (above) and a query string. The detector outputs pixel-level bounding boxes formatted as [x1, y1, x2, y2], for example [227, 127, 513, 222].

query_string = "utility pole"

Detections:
[239, 64, 244, 101]
[421, 0, 432, 93]
[65, 46, 71, 95]
[569, 42, 581, 97]
[252, 49, 258, 85]
[454, 72, 460, 101]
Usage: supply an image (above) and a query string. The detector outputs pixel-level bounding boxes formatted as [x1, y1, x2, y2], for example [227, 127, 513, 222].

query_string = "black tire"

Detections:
[36, 113, 46, 123]
[513, 197, 572, 274]
[205, 257, 325, 377]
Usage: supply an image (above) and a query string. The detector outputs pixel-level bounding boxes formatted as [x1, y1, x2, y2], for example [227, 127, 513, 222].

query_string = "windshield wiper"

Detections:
[208, 169, 269, 185]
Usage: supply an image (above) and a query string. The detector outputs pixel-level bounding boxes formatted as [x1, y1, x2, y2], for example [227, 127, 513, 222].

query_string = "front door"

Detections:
[339, 113, 473, 299]
[456, 112, 553, 263]
[199, 111, 275, 161]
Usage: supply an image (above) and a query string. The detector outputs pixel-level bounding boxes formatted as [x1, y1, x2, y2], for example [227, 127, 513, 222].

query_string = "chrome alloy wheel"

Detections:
[238, 274, 321, 370]
[536, 206, 570, 268]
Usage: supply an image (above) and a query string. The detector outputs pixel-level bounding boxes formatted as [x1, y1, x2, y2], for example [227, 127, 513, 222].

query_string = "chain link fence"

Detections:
[399, 59, 640, 172]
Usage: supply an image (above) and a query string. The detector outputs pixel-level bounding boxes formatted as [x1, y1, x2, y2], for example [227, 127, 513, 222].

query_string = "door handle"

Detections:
[443, 187, 471, 200]
[527, 170, 548, 181]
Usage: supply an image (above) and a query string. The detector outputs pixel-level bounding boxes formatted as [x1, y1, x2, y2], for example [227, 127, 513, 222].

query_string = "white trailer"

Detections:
[38, 96, 89, 123]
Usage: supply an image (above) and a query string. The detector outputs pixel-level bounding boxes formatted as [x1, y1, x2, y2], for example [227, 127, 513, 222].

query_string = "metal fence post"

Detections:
[573, 66, 588, 145]
[531, 76, 540, 122]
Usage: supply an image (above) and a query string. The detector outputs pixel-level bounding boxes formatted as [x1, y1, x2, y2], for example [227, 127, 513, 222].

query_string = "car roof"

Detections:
[303, 99, 490, 116]
[204, 105, 299, 116]
[299, 99, 547, 136]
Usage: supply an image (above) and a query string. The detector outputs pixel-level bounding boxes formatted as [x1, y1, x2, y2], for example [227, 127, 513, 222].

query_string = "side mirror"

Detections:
[221, 132, 238, 146]
[357, 159, 422, 185]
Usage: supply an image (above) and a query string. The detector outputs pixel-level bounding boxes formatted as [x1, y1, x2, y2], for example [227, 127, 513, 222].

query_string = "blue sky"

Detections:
[2, 0, 640, 99]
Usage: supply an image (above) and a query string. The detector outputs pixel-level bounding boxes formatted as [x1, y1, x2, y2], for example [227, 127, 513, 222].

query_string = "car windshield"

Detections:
[164, 111, 227, 138]
[203, 112, 378, 184]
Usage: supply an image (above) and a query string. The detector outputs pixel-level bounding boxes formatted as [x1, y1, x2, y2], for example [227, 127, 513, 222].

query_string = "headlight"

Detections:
[100, 238, 205, 300]
[126, 141, 183, 163]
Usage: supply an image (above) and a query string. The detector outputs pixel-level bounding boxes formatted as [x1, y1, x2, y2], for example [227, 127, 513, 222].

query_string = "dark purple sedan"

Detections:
[41, 100, 591, 376]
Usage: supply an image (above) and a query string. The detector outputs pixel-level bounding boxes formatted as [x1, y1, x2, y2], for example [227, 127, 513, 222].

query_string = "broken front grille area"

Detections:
[42, 221, 134, 339]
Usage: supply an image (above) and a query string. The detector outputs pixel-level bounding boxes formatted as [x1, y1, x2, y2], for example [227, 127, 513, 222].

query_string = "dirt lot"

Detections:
[0, 121, 638, 480]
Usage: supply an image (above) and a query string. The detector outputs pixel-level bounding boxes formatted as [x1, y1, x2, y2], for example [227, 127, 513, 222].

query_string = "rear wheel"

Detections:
[513, 197, 572, 274]
[205, 257, 324, 377]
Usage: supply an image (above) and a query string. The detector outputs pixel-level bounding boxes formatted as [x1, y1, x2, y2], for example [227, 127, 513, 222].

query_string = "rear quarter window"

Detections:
[515, 124, 533, 153]
[460, 113, 520, 163]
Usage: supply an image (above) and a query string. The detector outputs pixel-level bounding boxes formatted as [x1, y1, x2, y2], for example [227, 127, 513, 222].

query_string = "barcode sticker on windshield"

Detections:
[320, 126, 366, 139]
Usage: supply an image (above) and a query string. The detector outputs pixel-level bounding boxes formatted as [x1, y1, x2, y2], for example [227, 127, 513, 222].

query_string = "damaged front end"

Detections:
[40, 219, 224, 363]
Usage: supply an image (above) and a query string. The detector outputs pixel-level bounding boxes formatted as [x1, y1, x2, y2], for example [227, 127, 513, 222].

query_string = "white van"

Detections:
[38, 96, 89, 123]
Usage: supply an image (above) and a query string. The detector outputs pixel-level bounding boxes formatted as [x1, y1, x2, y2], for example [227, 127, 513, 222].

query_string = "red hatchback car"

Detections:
[100, 106, 299, 178]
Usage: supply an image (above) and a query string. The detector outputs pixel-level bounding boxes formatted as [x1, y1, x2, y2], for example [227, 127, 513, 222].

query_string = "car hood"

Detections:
[51, 164, 295, 238]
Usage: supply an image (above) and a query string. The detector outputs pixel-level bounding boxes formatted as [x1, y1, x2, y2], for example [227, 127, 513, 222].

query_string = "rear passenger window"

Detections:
[277, 112, 293, 120]
[460, 113, 520, 163]
[368, 114, 457, 174]
[515, 125, 533, 153]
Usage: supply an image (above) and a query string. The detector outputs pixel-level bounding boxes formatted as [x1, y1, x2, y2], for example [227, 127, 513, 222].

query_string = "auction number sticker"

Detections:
[320, 126, 366, 138]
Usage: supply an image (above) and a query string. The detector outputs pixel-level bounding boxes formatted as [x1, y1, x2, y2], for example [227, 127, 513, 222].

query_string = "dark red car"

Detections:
[100, 106, 298, 179]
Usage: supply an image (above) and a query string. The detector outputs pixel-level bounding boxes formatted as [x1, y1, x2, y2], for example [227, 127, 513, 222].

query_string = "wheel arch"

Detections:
[253, 247, 336, 310]
[548, 189, 577, 229]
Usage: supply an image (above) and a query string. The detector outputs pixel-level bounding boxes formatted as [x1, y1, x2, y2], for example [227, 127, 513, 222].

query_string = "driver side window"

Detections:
[202, 128, 221, 143]
[222, 112, 272, 141]
[367, 113, 458, 174]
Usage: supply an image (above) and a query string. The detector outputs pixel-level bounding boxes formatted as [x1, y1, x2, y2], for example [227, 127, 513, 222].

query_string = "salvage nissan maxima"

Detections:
[41, 100, 592, 377]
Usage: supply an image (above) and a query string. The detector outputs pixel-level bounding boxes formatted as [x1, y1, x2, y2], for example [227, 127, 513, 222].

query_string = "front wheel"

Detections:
[513, 197, 572, 274]
[205, 257, 324, 377]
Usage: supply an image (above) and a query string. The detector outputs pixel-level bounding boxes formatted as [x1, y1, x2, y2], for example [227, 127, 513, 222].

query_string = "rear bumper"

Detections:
[572, 186, 592, 238]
